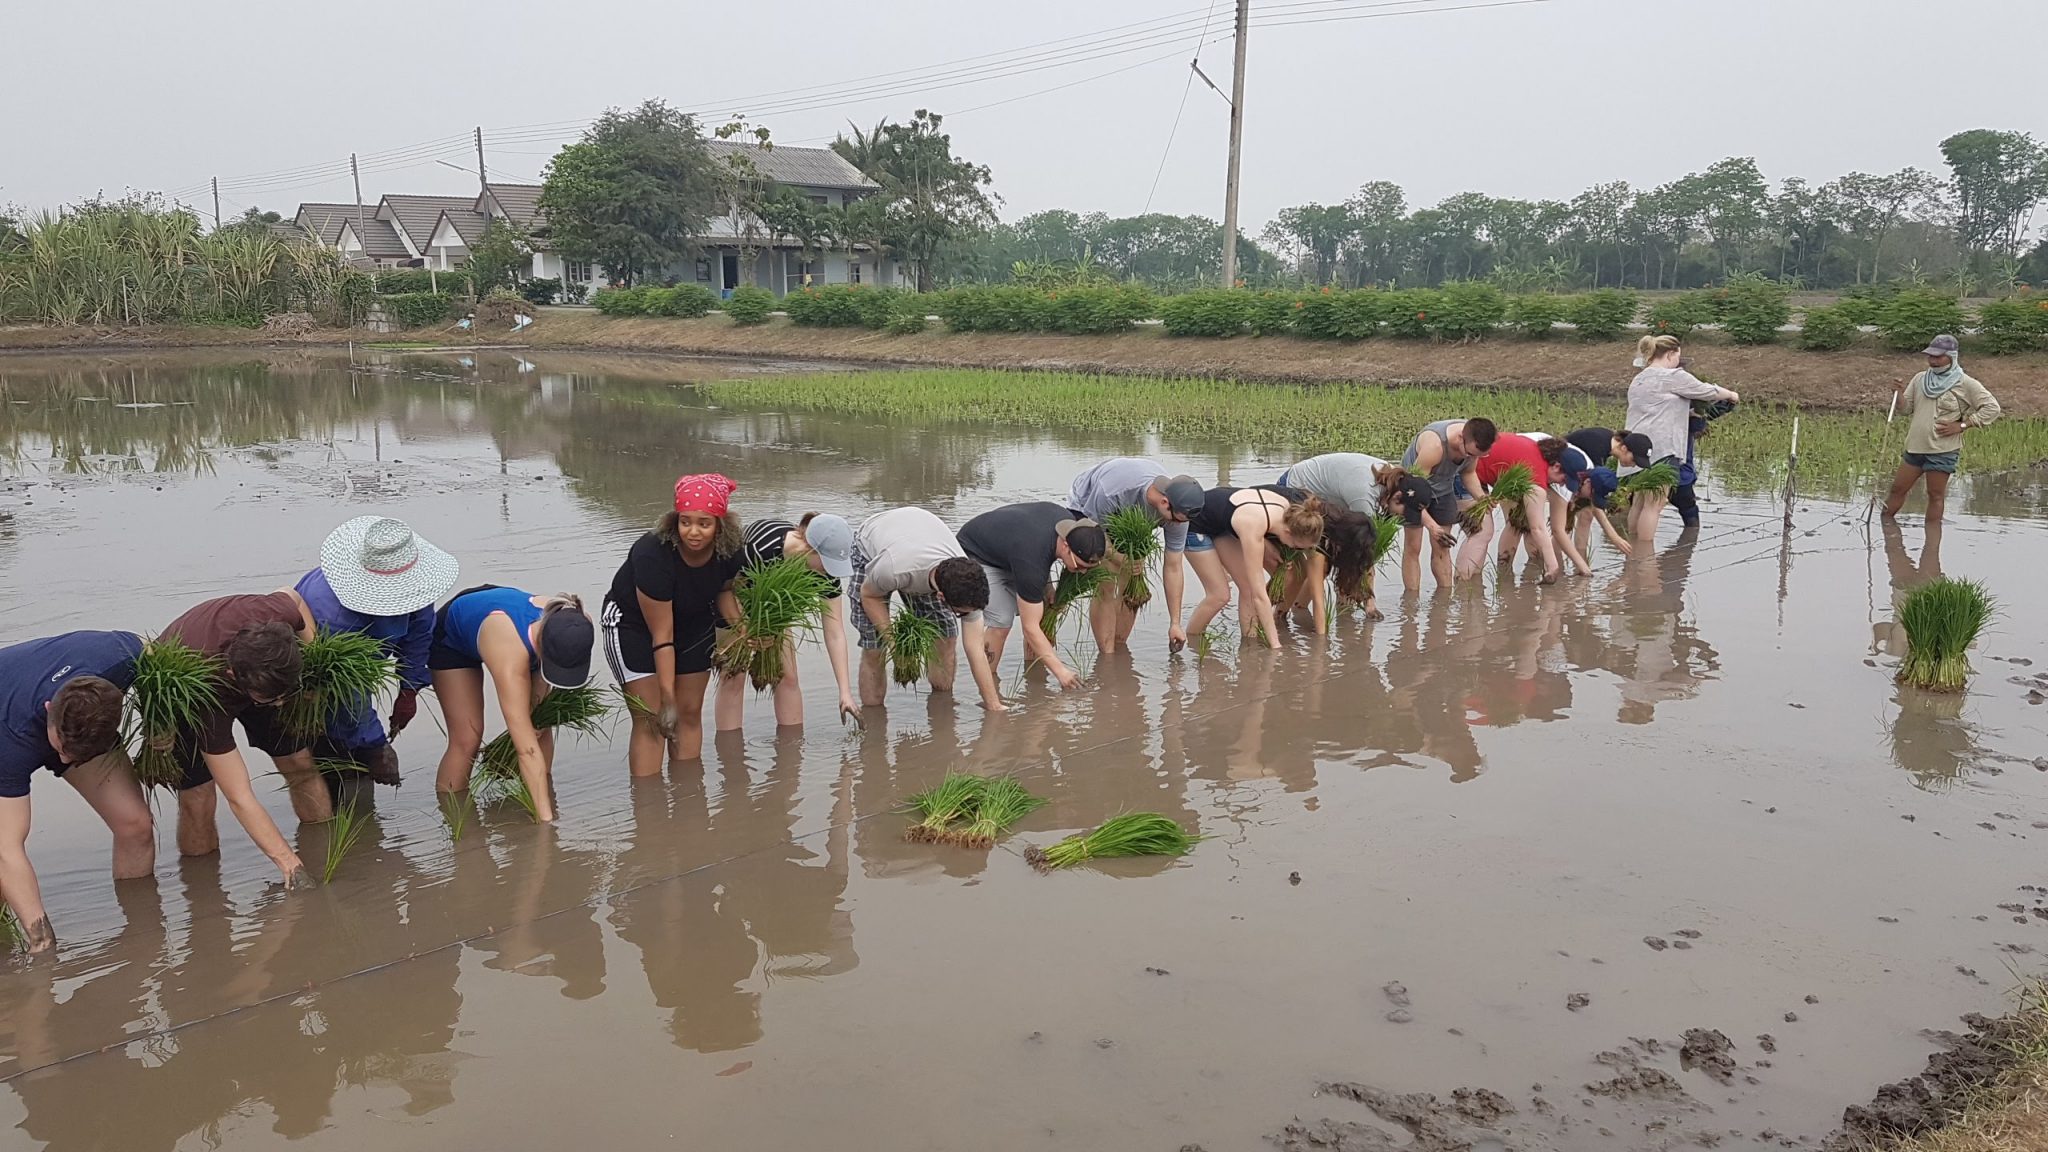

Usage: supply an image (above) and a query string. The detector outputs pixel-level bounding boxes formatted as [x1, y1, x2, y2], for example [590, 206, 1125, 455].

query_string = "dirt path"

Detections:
[6, 311, 2048, 415]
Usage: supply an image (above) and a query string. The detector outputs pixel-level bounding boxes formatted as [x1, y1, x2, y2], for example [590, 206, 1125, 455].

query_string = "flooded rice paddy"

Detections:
[2, 348, 2047, 1151]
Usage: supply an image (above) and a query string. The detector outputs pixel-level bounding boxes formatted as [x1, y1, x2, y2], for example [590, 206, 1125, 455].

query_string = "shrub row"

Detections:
[931, 284, 1157, 335]
[1161, 285, 1642, 342]
[591, 284, 720, 318]
[381, 292, 453, 329]
[374, 269, 472, 296]
[782, 283, 926, 332]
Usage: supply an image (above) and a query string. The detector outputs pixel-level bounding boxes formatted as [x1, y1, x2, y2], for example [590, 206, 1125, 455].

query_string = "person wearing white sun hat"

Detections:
[293, 516, 460, 787]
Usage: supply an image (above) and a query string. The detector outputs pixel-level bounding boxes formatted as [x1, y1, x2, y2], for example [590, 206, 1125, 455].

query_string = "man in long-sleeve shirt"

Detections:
[1882, 334, 2002, 524]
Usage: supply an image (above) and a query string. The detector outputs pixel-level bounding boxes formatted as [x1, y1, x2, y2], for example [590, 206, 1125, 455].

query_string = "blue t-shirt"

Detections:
[0, 631, 143, 798]
[439, 587, 540, 668]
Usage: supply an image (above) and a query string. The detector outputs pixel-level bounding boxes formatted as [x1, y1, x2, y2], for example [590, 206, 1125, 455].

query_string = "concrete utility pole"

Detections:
[1218, 0, 1250, 290]
[474, 126, 488, 192]
[351, 153, 363, 220]
[210, 177, 221, 230]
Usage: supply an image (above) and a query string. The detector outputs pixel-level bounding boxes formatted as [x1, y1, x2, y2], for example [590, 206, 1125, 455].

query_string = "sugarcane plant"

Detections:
[715, 555, 834, 691]
[1896, 577, 1996, 693]
[1025, 812, 1202, 872]
[1040, 563, 1112, 645]
[1462, 464, 1537, 534]
[281, 630, 398, 744]
[1103, 506, 1163, 610]
[128, 637, 224, 788]
[884, 610, 946, 687]
[1608, 459, 1680, 514]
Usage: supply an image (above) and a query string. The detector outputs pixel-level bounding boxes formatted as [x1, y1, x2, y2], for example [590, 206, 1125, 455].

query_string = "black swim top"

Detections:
[1190, 485, 1303, 540]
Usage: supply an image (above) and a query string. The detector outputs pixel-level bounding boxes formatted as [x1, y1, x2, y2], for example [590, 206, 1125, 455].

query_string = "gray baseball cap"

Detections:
[804, 513, 854, 579]
[1159, 475, 1206, 517]
[1922, 334, 1960, 356]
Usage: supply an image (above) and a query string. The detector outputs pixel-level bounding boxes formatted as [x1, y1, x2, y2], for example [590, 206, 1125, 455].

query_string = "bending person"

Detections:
[295, 516, 458, 787]
[1273, 510, 1384, 629]
[714, 512, 860, 730]
[0, 631, 152, 953]
[1626, 336, 1739, 548]
[848, 508, 1003, 713]
[1458, 431, 1571, 583]
[1065, 459, 1204, 655]
[1400, 418, 1495, 590]
[957, 502, 1107, 689]
[1184, 485, 1326, 650]
[1882, 334, 2001, 524]
[1561, 427, 1631, 559]
[431, 586, 595, 820]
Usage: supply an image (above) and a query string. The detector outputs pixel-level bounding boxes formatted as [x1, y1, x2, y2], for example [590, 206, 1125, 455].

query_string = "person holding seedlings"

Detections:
[1272, 509, 1386, 628]
[1882, 334, 2002, 525]
[161, 591, 325, 887]
[1627, 336, 1740, 545]
[1183, 484, 1327, 650]
[1279, 452, 1398, 516]
[1064, 459, 1205, 655]
[713, 512, 860, 730]
[1555, 428, 1629, 558]
[431, 586, 595, 821]
[602, 474, 745, 773]
[848, 507, 1003, 712]
[1458, 432, 1573, 583]
[294, 516, 459, 789]
[0, 631, 151, 953]
[956, 502, 1109, 688]
[1399, 418, 1496, 590]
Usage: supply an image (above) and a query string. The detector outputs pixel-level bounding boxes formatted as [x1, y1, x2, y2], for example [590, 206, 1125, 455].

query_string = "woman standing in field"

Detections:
[1626, 336, 1740, 548]
[1183, 484, 1327, 649]
[713, 512, 861, 731]
[603, 474, 745, 774]
[431, 587, 595, 822]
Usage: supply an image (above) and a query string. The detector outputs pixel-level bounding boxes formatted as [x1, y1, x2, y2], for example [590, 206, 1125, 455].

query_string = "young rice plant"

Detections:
[885, 610, 946, 687]
[1040, 564, 1112, 645]
[956, 776, 1048, 848]
[128, 637, 223, 788]
[1024, 812, 1202, 872]
[1896, 577, 1996, 692]
[904, 773, 987, 843]
[716, 555, 833, 690]
[1102, 506, 1163, 610]
[1462, 464, 1537, 534]
[1610, 459, 1680, 513]
[282, 630, 398, 743]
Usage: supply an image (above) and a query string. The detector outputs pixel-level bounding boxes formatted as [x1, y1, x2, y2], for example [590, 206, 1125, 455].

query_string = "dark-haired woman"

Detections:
[714, 513, 860, 731]
[431, 587, 595, 822]
[1274, 509, 1384, 628]
[603, 474, 745, 775]
[1184, 485, 1327, 650]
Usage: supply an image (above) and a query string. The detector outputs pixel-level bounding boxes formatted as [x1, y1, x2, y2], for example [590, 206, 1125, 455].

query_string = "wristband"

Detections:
[652, 641, 676, 653]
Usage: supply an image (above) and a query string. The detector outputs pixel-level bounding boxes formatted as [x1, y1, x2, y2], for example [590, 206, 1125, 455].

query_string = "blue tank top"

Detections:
[441, 587, 540, 666]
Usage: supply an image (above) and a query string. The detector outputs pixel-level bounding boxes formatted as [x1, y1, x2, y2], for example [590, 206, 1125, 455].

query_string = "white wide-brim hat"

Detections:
[320, 515, 460, 616]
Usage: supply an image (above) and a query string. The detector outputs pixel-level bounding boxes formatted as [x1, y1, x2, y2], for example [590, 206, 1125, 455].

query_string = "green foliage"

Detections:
[519, 276, 562, 305]
[591, 285, 650, 315]
[957, 776, 1049, 848]
[1369, 514, 1403, 570]
[1565, 289, 1640, 340]
[1045, 283, 1155, 334]
[1290, 288, 1371, 340]
[465, 220, 533, 294]
[383, 291, 452, 329]
[129, 637, 224, 788]
[1878, 289, 1968, 351]
[1040, 564, 1112, 645]
[1245, 289, 1299, 336]
[1382, 288, 1442, 339]
[832, 110, 997, 292]
[1505, 293, 1565, 338]
[1720, 276, 1793, 345]
[1834, 285, 1893, 326]
[1104, 505, 1163, 610]
[784, 283, 900, 329]
[320, 790, 373, 884]
[1975, 296, 2048, 354]
[934, 285, 1049, 332]
[539, 99, 728, 284]
[904, 773, 988, 844]
[476, 686, 614, 794]
[1463, 463, 1536, 532]
[1160, 289, 1253, 337]
[1646, 291, 1718, 338]
[1025, 812, 1201, 872]
[646, 284, 719, 318]
[884, 611, 945, 686]
[881, 293, 929, 334]
[281, 630, 397, 743]
[1610, 459, 1682, 512]
[374, 269, 473, 296]
[1896, 576, 1996, 692]
[1797, 305, 1860, 351]
[715, 556, 834, 689]
[723, 284, 775, 325]
[1430, 282, 1507, 340]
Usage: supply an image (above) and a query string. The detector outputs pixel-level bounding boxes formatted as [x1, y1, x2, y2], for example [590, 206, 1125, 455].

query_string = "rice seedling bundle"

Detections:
[129, 637, 223, 788]
[1266, 546, 1302, 603]
[1103, 506, 1163, 610]
[0, 906, 23, 951]
[1461, 464, 1536, 534]
[1368, 514, 1402, 570]
[1024, 812, 1202, 872]
[956, 776, 1048, 848]
[885, 610, 946, 687]
[1040, 564, 1112, 644]
[281, 630, 398, 743]
[903, 773, 987, 843]
[1896, 577, 1996, 693]
[476, 685, 614, 783]
[715, 556, 833, 690]
[1608, 459, 1680, 512]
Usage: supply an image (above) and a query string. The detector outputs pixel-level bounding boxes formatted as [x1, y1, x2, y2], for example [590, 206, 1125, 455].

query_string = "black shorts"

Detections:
[176, 707, 310, 792]
[601, 596, 717, 680]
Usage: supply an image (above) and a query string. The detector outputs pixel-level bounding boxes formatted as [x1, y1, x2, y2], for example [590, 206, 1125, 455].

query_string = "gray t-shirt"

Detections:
[855, 507, 967, 601]
[1066, 457, 1190, 553]
[1284, 453, 1388, 515]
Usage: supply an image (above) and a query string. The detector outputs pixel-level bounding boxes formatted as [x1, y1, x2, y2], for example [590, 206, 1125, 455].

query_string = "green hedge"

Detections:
[724, 285, 774, 325]
[785, 283, 904, 329]
[1505, 293, 1565, 338]
[1877, 290, 1968, 351]
[1975, 296, 2048, 354]
[376, 269, 472, 296]
[1797, 305, 1859, 351]
[932, 284, 1154, 334]
[382, 292, 452, 328]
[1160, 290, 1252, 337]
[591, 286, 649, 315]
[1646, 291, 1717, 338]
[1563, 290, 1640, 341]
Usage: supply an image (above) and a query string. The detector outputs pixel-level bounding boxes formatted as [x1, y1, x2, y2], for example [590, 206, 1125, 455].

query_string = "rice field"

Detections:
[698, 369, 2048, 495]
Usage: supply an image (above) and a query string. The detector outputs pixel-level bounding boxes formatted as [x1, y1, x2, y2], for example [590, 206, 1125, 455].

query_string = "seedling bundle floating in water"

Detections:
[903, 773, 1046, 846]
[1896, 576, 1996, 693]
[885, 611, 945, 687]
[1025, 812, 1202, 872]
[281, 630, 398, 743]
[1103, 506, 1163, 610]
[1040, 563, 1111, 644]
[128, 637, 223, 788]
[716, 555, 834, 690]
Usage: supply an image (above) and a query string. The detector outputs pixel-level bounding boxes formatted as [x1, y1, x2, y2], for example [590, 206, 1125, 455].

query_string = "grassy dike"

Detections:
[1840, 988, 2048, 1151]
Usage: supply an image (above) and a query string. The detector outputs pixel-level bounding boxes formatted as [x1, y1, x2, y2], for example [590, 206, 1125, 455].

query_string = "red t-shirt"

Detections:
[1475, 433, 1548, 489]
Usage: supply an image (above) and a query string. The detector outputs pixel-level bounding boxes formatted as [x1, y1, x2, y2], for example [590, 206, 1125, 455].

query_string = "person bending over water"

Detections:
[1183, 485, 1327, 650]
[957, 502, 1107, 688]
[1400, 418, 1495, 590]
[430, 586, 594, 821]
[714, 512, 861, 730]
[1065, 459, 1205, 655]
[848, 507, 1003, 713]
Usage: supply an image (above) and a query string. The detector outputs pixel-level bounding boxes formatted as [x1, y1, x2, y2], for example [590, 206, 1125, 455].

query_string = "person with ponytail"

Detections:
[430, 588, 595, 822]
[1625, 336, 1739, 548]
[1183, 483, 1326, 650]
[603, 474, 746, 774]
[1274, 508, 1385, 628]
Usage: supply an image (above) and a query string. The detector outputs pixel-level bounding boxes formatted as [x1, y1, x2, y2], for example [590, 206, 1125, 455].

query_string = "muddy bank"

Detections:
[8, 311, 2048, 415]
[1827, 1002, 2048, 1150]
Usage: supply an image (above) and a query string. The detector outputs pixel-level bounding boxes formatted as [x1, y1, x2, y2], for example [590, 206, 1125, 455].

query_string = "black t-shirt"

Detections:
[955, 501, 1068, 605]
[741, 518, 842, 599]
[608, 531, 744, 632]
[1567, 427, 1613, 469]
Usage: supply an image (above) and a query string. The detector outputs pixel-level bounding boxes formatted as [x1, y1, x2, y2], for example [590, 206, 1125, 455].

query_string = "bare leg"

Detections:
[432, 668, 487, 794]
[859, 649, 887, 708]
[64, 752, 155, 879]
[713, 668, 746, 732]
[1431, 525, 1455, 588]
[769, 639, 803, 726]
[1496, 523, 1524, 566]
[1088, 580, 1118, 655]
[1184, 549, 1234, 637]
[1523, 491, 1561, 582]
[1402, 524, 1426, 592]
[1456, 512, 1494, 580]
[1923, 470, 1950, 524]
[928, 635, 959, 694]
[176, 782, 220, 857]
[273, 748, 333, 824]
[671, 670, 712, 763]
[623, 674, 665, 777]
[1881, 463, 1922, 518]
[984, 625, 1012, 673]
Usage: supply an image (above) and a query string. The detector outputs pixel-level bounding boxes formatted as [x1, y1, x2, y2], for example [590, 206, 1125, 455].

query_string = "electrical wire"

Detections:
[1143, 0, 1224, 213]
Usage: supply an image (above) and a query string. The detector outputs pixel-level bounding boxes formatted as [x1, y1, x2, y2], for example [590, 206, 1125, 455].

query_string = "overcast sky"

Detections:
[3, 0, 2041, 231]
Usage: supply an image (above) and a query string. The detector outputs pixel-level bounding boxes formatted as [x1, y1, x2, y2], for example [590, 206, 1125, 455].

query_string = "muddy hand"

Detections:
[276, 853, 312, 890]
[839, 698, 864, 731]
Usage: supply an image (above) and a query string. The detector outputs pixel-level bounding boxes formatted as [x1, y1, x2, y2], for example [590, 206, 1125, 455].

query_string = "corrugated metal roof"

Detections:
[294, 202, 372, 245]
[380, 195, 480, 250]
[480, 183, 545, 231]
[340, 216, 411, 260]
[704, 141, 878, 191]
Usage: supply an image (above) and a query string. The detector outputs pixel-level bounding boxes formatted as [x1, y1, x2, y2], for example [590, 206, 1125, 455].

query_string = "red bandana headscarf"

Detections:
[673, 473, 737, 517]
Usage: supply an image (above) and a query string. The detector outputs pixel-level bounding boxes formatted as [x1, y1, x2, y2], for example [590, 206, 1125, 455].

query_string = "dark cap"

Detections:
[1394, 474, 1436, 526]
[1159, 475, 1206, 517]
[1618, 431, 1655, 466]
[538, 603, 595, 689]
[1585, 467, 1620, 505]
[1923, 334, 1960, 356]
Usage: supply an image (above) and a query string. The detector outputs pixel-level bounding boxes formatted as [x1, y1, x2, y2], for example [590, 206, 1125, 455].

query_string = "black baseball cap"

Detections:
[538, 603, 595, 689]
[1394, 475, 1436, 526]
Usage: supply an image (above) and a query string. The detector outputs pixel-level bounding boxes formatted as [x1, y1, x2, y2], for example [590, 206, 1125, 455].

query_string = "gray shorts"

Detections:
[980, 565, 1023, 631]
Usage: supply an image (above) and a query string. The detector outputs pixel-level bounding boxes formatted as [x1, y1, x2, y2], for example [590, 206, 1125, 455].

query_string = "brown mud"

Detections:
[1829, 1011, 2034, 1149]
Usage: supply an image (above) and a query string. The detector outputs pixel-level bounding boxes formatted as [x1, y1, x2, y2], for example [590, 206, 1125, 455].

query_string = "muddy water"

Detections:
[2, 349, 2047, 1151]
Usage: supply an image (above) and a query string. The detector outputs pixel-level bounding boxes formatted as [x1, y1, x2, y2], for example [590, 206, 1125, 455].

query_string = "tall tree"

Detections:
[1567, 181, 1630, 288]
[1940, 129, 2048, 260]
[466, 219, 535, 291]
[1343, 181, 1407, 287]
[1263, 202, 1355, 285]
[832, 109, 997, 291]
[539, 99, 726, 284]
[1823, 169, 1923, 283]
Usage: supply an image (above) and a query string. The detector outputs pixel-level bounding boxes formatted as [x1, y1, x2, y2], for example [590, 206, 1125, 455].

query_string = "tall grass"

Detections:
[1897, 577, 1996, 692]
[715, 556, 834, 690]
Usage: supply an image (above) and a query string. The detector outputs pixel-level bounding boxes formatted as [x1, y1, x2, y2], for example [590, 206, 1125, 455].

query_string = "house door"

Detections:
[721, 253, 740, 295]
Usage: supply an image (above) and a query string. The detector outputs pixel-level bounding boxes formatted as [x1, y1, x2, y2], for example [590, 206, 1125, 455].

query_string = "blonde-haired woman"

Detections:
[1183, 484, 1327, 650]
[430, 587, 595, 822]
[1626, 336, 1738, 548]
[603, 474, 745, 775]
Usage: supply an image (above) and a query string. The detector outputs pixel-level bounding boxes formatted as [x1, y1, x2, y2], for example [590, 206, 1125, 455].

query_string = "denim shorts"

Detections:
[1184, 530, 1215, 553]
[1903, 450, 1960, 474]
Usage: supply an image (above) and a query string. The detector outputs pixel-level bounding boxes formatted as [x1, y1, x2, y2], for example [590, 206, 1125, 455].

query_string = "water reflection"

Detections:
[1609, 529, 1721, 725]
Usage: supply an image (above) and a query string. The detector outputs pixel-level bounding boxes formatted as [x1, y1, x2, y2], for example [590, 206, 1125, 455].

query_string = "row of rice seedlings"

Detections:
[884, 611, 946, 687]
[1040, 564, 1112, 645]
[1024, 813, 1203, 872]
[128, 637, 223, 788]
[715, 555, 834, 690]
[280, 630, 398, 743]
[1103, 506, 1163, 610]
[1461, 464, 1538, 534]
[1897, 577, 1997, 693]
[1608, 459, 1681, 514]
[903, 773, 1048, 845]
[1191, 624, 1233, 659]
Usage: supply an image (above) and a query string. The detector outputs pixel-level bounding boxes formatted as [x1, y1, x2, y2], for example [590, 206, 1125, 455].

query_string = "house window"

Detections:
[847, 259, 862, 285]
[696, 258, 713, 283]
[565, 259, 592, 283]
[806, 194, 829, 207]
[785, 258, 821, 295]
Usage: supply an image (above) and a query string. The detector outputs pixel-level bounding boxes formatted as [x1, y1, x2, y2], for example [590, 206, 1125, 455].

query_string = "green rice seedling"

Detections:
[1024, 812, 1202, 872]
[1896, 577, 1996, 692]
[320, 792, 373, 884]
[439, 789, 470, 842]
[1462, 464, 1536, 534]
[1191, 624, 1232, 659]
[1, 905, 22, 952]
[903, 772, 989, 843]
[476, 685, 614, 784]
[1040, 564, 1113, 645]
[282, 629, 397, 743]
[884, 610, 946, 687]
[716, 555, 834, 690]
[129, 637, 223, 788]
[1609, 459, 1680, 513]
[1103, 506, 1163, 610]
[1368, 514, 1403, 570]
[1266, 546, 1302, 603]
[956, 776, 1048, 848]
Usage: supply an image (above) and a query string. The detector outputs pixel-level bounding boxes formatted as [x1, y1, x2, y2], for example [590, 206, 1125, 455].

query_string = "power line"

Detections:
[1145, 0, 1225, 213]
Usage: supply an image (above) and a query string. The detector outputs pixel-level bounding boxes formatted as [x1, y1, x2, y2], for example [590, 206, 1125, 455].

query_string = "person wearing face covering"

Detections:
[1881, 334, 2001, 524]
